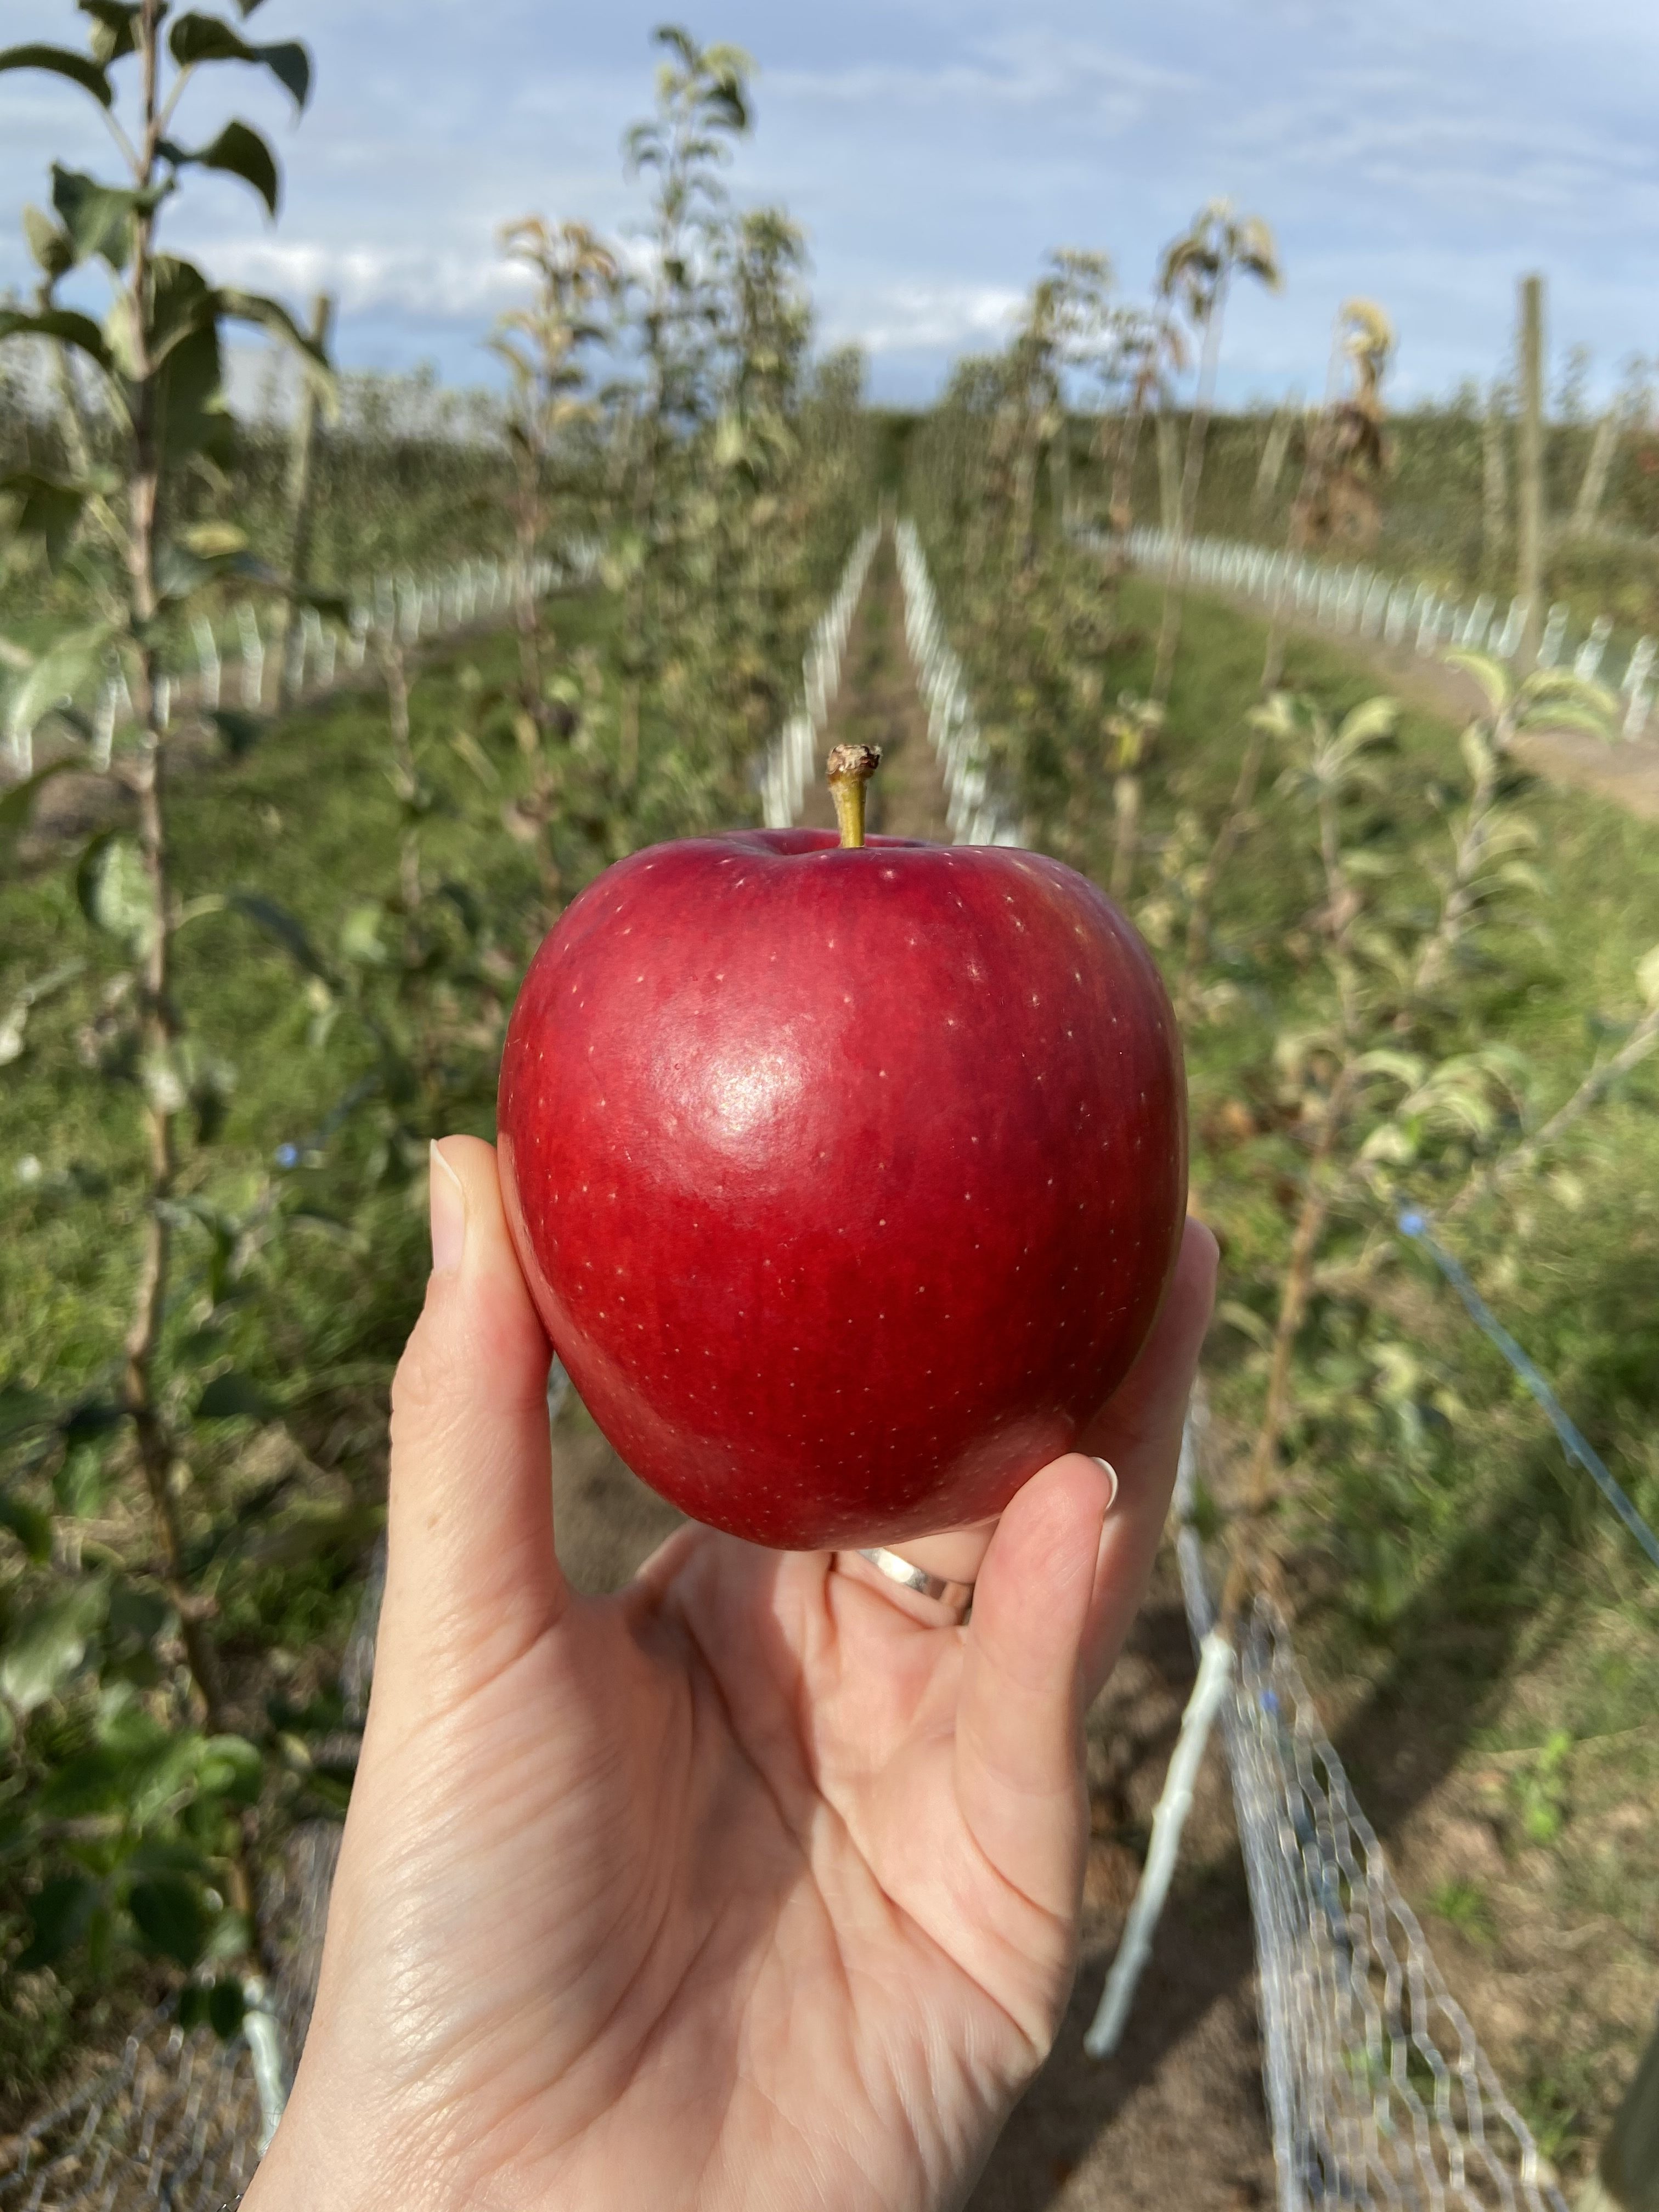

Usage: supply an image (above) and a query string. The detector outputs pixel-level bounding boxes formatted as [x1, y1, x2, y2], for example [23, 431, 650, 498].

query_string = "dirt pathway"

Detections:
[795, 531, 952, 842]
[544, 532, 1278, 2211]
[1213, 580, 1659, 825]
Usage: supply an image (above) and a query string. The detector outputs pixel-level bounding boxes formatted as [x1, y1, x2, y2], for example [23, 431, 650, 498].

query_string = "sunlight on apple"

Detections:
[696, 1042, 808, 1153]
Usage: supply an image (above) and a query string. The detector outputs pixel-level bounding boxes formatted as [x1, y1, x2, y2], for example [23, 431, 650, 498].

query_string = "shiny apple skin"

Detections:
[496, 827, 1187, 1551]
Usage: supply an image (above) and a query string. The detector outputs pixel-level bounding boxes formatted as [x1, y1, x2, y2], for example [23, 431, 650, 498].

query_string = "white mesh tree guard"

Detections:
[0, 2025, 262, 2212]
[1174, 1428, 1568, 2212]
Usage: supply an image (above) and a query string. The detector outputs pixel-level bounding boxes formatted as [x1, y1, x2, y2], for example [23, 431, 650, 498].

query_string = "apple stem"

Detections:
[827, 742, 882, 849]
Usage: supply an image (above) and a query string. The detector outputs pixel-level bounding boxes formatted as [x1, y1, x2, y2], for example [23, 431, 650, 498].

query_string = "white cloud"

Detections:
[3, 0, 1658, 404]
[824, 280, 1026, 356]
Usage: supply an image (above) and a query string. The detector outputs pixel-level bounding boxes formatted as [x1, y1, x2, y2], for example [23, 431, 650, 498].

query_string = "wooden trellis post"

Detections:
[1571, 405, 1622, 537]
[1517, 274, 1546, 664]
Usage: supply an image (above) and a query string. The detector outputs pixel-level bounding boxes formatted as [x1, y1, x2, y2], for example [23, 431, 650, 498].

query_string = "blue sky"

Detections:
[3, 0, 1657, 408]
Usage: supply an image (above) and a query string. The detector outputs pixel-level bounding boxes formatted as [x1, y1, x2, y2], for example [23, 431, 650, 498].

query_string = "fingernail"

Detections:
[1092, 1457, 1120, 1514]
[429, 1141, 466, 1274]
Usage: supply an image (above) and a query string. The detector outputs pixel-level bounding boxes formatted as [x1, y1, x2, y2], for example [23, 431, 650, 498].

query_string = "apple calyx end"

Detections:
[827, 743, 882, 849]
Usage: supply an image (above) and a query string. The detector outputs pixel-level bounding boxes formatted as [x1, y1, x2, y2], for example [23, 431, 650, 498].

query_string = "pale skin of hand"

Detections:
[247, 1137, 1217, 2212]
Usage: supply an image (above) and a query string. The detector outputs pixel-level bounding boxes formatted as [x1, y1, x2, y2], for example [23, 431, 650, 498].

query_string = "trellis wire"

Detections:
[1106, 523, 1657, 740]
[1398, 1208, 1659, 1576]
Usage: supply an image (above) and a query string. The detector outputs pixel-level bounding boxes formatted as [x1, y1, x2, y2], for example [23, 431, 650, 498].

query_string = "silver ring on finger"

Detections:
[855, 1545, 975, 1622]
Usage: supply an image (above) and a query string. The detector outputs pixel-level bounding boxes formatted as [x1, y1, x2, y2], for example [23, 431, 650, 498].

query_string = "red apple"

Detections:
[497, 813, 1187, 1551]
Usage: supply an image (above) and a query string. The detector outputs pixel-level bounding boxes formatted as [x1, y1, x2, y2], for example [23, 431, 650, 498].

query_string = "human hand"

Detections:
[247, 1137, 1216, 2212]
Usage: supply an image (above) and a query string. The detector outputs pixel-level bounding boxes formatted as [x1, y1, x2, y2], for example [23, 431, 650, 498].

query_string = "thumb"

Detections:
[372, 1136, 568, 1738]
[955, 1453, 1114, 1923]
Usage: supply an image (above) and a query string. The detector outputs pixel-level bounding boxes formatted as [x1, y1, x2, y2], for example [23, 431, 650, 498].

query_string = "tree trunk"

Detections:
[1109, 770, 1141, 902]
[1049, 411, 1071, 534]
[1155, 412, 1181, 534]
[275, 291, 336, 709]
[1152, 285, 1229, 710]
[1250, 400, 1296, 527]
[1570, 406, 1621, 538]
[1109, 403, 1146, 536]
[1517, 274, 1547, 664]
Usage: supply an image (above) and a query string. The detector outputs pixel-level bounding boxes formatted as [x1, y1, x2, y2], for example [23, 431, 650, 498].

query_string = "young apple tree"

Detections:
[0, 0, 331, 2022]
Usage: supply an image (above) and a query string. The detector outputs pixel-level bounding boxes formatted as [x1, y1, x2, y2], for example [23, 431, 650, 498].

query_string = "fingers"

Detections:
[849, 1218, 1218, 1643]
[373, 1137, 569, 1730]
[954, 1453, 1115, 1918]
[1077, 1217, 1218, 1694]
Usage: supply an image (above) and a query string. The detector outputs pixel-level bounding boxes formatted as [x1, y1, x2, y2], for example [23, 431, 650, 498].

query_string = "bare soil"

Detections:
[1243, 586, 1659, 823]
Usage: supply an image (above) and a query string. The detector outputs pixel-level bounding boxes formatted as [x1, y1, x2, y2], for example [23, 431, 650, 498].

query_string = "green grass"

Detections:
[1429, 1876, 1500, 1948]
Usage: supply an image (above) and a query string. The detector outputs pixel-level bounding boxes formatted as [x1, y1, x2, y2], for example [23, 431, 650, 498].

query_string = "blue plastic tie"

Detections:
[1397, 1207, 1659, 1577]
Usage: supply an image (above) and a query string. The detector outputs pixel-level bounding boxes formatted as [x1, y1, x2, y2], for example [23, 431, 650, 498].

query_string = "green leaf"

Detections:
[51, 165, 155, 272]
[1216, 1298, 1274, 1350]
[62, 1399, 127, 1447]
[18, 1875, 101, 1972]
[0, 1493, 54, 1564]
[167, 14, 311, 108]
[22, 205, 74, 281]
[0, 44, 112, 108]
[215, 287, 331, 379]
[340, 902, 389, 967]
[199, 1734, 263, 1804]
[208, 1976, 247, 2036]
[129, 1872, 208, 1967]
[0, 1386, 55, 1448]
[208, 708, 268, 759]
[1445, 648, 1512, 717]
[38, 1742, 128, 1818]
[8, 621, 119, 740]
[195, 1371, 275, 1422]
[105, 1581, 170, 1655]
[1, 470, 94, 571]
[173, 119, 280, 217]
[0, 763, 81, 871]
[77, 2, 141, 65]
[1, 1578, 109, 1712]
[236, 1497, 381, 1570]
[228, 890, 331, 980]
[77, 834, 159, 955]
[178, 1982, 212, 2031]
[0, 306, 112, 376]
[148, 262, 233, 469]
[1335, 696, 1398, 749]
